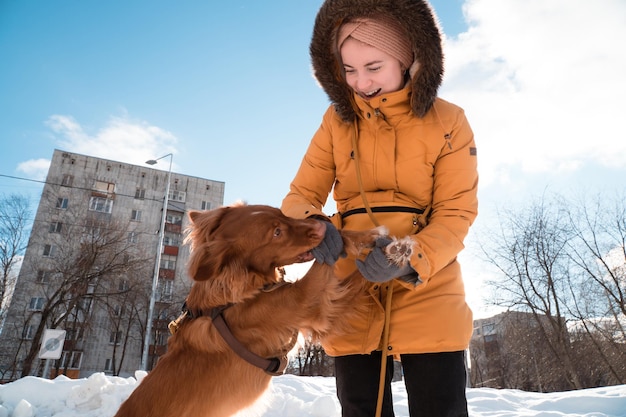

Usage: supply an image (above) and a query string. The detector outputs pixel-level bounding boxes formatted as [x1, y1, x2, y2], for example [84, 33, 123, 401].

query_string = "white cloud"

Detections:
[44, 114, 179, 169]
[441, 0, 626, 187]
[16, 158, 51, 181]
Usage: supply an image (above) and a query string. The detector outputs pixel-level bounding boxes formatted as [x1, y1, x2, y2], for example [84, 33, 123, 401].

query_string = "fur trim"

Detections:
[310, 0, 443, 121]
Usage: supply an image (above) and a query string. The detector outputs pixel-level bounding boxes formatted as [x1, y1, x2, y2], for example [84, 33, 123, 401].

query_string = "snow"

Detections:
[0, 372, 624, 417]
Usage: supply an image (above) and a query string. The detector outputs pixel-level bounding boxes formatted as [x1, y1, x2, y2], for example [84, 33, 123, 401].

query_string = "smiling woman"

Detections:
[281, 1, 479, 416]
[339, 15, 413, 99]
[340, 38, 407, 99]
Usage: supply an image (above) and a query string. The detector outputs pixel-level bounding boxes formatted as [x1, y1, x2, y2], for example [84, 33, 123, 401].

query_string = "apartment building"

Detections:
[0, 149, 224, 381]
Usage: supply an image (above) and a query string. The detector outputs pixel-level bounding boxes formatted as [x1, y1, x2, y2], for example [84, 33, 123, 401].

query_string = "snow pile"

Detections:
[0, 372, 625, 417]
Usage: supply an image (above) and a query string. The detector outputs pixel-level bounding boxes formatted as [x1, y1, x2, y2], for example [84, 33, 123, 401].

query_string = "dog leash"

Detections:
[351, 118, 393, 417]
[351, 102, 449, 416]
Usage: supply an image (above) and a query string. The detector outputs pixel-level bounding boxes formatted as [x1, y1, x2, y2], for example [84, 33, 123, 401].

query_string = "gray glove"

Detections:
[311, 221, 345, 266]
[356, 237, 416, 282]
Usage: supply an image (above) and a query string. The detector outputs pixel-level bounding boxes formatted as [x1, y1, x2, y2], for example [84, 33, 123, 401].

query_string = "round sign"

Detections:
[44, 337, 60, 351]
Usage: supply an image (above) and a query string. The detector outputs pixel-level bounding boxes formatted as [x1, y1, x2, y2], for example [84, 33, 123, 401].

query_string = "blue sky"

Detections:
[1, 0, 625, 318]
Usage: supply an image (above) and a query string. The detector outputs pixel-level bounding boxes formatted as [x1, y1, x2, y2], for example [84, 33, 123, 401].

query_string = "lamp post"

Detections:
[142, 153, 173, 371]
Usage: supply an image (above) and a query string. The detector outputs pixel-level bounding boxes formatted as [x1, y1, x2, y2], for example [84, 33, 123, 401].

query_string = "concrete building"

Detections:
[470, 310, 564, 390]
[0, 149, 224, 381]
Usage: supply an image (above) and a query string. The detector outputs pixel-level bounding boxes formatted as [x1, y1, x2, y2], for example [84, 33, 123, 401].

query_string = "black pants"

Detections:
[335, 351, 469, 417]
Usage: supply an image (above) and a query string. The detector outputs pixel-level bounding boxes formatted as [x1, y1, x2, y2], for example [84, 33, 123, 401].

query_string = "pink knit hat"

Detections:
[337, 15, 414, 69]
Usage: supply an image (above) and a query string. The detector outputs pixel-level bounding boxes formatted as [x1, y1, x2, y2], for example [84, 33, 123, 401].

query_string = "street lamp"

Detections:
[142, 153, 173, 371]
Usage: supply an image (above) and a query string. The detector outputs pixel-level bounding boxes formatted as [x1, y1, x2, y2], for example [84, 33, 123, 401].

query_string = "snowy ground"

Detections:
[0, 371, 625, 417]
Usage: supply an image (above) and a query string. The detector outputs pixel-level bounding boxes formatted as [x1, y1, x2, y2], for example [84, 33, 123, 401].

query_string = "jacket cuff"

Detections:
[283, 204, 325, 220]
[409, 241, 431, 281]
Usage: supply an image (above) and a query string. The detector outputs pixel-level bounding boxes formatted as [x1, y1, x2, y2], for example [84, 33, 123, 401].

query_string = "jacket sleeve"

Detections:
[409, 105, 478, 283]
[281, 107, 338, 219]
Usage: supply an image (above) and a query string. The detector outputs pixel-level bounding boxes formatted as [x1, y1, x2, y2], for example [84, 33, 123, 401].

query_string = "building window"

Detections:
[157, 309, 169, 320]
[118, 279, 129, 291]
[61, 174, 73, 186]
[113, 305, 125, 317]
[163, 235, 180, 246]
[89, 197, 113, 213]
[78, 297, 93, 312]
[109, 331, 122, 345]
[134, 188, 146, 199]
[66, 328, 84, 341]
[49, 222, 63, 233]
[105, 358, 113, 373]
[56, 197, 69, 209]
[482, 323, 495, 335]
[29, 297, 45, 311]
[160, 256, 176, 270]
[166, 213, 183, 225]
[201, 201, 211, 210]
[22, 325, 36, 340]
[484, 334, 498, 343]
[158, 279, 174, 301]
[168, 190, 186, 202]
[43, 244, 56, 257]
[131, 209, 142, 221]
[127, 231, 138, 244]
[37, 270, 52, 284]
[59, 351, 83, 369]
[80, 227, 105, 245]
[163, 234, 179, 247]
[155, 330, 168, 346]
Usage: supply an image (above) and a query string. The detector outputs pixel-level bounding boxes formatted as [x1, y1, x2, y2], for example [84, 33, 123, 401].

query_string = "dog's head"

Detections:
[185, 203, 325, 300]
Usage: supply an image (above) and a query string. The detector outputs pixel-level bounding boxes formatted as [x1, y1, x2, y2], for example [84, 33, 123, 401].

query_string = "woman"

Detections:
[281, 0, 478, 416]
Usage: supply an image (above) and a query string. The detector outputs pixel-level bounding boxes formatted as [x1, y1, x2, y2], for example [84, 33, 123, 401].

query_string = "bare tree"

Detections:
[0, 194, 31, 328]
[482, 194, 582, 389]
[564, 193, 626, 385]
[100, 272, 147, 376]
[287, 336, 335, 376]
[13, 210, 152, 377]
[480, 191, 626, 391]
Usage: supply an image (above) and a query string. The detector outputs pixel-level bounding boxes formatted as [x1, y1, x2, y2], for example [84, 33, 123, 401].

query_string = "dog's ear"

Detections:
[187, 240, 239, 282]
[187, 207, 229, 281]
[187, 208, 226, 237]
[188, 210, 202, 222]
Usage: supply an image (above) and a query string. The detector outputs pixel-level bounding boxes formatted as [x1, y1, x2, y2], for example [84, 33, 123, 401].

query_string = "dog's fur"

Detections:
[114, 203, 410, 417]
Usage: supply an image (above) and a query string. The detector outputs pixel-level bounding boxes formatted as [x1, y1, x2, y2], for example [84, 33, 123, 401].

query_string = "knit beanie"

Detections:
[337, 15, 414, 69]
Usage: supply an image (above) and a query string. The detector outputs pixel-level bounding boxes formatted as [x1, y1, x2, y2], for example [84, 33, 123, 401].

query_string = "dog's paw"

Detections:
[384, 237, 413, 266]
[341, 226, 389, 257]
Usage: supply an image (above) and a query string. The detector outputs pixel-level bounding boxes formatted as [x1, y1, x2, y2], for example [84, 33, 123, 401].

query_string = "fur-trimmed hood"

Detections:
[310, 0, 443, 121]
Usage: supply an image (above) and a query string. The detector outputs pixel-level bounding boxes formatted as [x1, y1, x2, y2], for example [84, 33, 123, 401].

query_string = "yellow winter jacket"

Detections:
[281, 87, 478, 356]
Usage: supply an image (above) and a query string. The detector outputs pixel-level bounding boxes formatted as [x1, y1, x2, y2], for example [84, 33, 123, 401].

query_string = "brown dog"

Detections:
[114, 203, 411, 417]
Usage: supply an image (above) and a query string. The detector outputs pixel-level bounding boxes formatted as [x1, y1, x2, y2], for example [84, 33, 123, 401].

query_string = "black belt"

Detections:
[341, 206, 425, 219]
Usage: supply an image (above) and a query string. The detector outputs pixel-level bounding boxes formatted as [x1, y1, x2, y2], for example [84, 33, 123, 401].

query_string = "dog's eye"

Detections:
[273, 227, 281, 238]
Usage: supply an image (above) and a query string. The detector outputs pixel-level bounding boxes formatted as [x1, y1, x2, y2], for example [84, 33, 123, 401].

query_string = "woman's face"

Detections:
[340, 37, 405, 100]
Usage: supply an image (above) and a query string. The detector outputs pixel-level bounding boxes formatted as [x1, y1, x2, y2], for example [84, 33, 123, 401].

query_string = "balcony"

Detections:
[165, 223, 181, 234]
[158, 268, 175, 279]
[163, 245, 179, 256]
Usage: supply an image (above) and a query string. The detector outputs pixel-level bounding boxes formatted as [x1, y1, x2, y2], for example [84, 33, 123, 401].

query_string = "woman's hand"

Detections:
[356, 237, 416, 282]
[311, 221, 345, 265]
